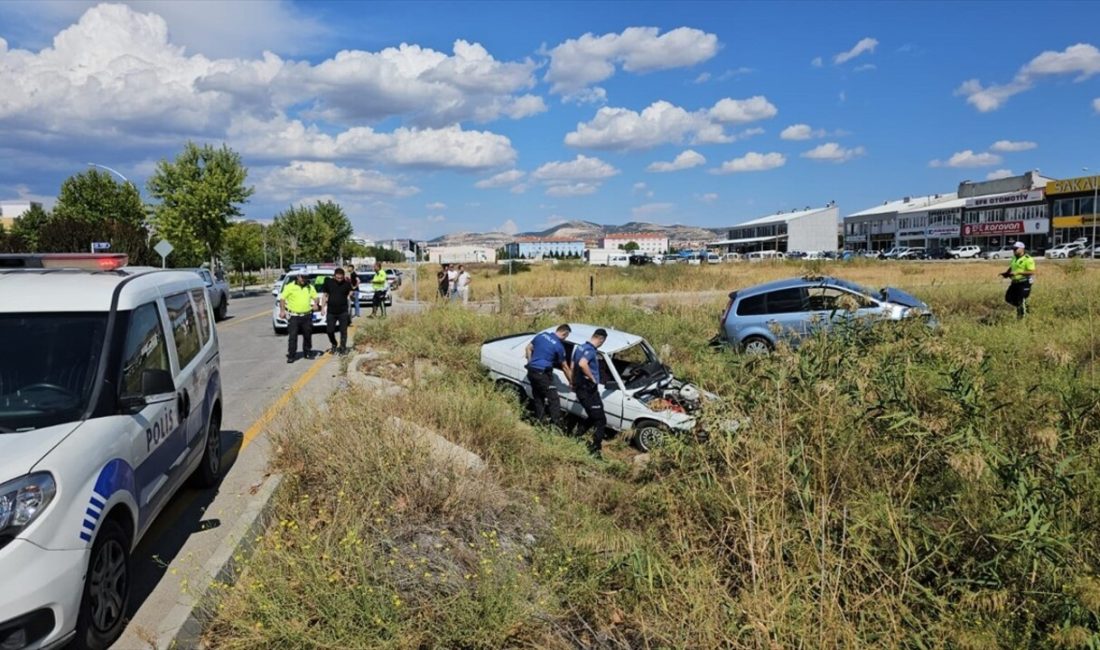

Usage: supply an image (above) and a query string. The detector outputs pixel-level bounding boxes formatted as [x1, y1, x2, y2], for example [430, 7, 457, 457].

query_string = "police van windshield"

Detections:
[0, 313, 108, 431]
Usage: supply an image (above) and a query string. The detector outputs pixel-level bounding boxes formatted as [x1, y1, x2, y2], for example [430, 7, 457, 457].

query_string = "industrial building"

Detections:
[504, 238, 586, 259]
[426, 245, 497, 264]
[599, 232, 669, 255]
[1046, 174, 1100, 246]
[0, 200, 42, 230]
[710, 204, 840, 254]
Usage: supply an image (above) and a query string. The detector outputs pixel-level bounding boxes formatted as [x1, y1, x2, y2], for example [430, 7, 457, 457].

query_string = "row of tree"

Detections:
[2, 142, 366, 272]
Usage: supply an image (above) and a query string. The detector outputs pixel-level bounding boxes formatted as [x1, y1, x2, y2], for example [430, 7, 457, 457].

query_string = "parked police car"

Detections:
[0, 253, 223, 650]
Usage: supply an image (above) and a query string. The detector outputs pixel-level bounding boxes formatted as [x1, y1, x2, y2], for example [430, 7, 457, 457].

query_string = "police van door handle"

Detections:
[177, 390, 190, 416]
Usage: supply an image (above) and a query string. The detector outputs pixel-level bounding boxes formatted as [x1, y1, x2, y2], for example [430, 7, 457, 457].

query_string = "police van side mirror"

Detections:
[120, 369, 176, 414]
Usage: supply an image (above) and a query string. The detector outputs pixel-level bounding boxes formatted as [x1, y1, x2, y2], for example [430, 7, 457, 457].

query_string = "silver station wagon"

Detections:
[716, 276, 933, 353]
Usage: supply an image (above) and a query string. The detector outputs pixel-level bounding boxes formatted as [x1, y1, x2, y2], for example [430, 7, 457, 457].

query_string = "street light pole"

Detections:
[86, 162, 130, 185]
[1084, 167, 1097, 259]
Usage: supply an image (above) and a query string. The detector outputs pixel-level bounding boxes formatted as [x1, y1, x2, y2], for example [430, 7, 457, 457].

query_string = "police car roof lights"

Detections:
[0, 253, 129, 271]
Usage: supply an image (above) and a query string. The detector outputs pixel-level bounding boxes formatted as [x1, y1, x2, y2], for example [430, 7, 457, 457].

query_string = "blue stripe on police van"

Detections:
[90, 496, 105, 510]
[81, 519, 96, 531]
[85, 507, 101, 520]
[79, 532, 92, 542]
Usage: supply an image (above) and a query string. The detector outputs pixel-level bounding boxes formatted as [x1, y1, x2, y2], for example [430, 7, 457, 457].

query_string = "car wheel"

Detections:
[189, 407, 222, 488]
[742, 336, 773, 355]
[215, 296, 228, 321]
[633, 420, 668, 452]
[497, 380, 529, 410]
[73, 518, 130, 650]
[274, 326, 287, 335]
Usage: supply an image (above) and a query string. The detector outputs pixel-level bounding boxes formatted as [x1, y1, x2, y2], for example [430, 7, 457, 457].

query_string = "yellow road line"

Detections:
[218, 308, 271, 329]
[240, 352, 333, 451]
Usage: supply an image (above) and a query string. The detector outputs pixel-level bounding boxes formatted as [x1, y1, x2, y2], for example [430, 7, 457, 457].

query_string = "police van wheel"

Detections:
[633, 421, 668, 452]
[190, 408, 223, 489]
[215, 297, 228, 321]
[73, 519, 130, 650]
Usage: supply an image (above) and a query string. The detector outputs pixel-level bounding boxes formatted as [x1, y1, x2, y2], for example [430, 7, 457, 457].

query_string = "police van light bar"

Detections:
[0, 253, 129, 270]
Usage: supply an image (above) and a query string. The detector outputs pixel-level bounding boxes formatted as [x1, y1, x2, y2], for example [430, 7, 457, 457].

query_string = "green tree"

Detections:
[313, 200, 353, 261]
[36, 214, 156, 264]
[623, 241, 640, 253]
[223, 221, 266, 276]
[11, 204, 51, 250]
[53, 169, 144, 226]
[272, 204, 329, 263]
[147, 142, 254, 267]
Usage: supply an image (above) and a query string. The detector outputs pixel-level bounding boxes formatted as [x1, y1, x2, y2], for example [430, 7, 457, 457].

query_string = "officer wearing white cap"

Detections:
[1000, 241, 1035, 319]
[279, 269, 319, 362]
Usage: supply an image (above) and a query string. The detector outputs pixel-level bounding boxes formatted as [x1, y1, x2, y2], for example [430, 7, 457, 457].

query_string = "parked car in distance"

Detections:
[922, 247, 952, 260]
[481, 324, 711, 451]
[1047, 242, 1085, 259]
[628, 254, 653, 266]
[660, 254, 681, 265]
[895, 247, 925, 260]
[747, 250, 784, 262]
[947, 245, 981, 259]
[982, 246, 1015, 260]
[186, 268, 229, 321]
[384, 268, 402, 289]
[716, 275, 934, 353]
[706, 252, 721, 264]
[722, 252, 742, 262]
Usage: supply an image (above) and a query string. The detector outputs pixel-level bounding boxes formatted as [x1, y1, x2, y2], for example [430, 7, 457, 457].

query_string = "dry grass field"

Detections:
[208, 259, 1100, 649]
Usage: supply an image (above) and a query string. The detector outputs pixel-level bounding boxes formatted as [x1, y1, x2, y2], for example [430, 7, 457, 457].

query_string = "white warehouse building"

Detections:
[710, 204, 840, 254]
[427, 245, 497, 264]
[600, 232, 669, 255]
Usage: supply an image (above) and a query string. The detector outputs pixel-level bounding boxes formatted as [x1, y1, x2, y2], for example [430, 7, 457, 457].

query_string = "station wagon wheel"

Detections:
[633, 420, 668, 452]
[497, 380, 529, 410]
[75, 519, 130, 650]
[741, 336, 773, 355]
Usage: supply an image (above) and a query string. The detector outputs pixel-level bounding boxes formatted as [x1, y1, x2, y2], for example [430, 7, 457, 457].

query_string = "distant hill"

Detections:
[429, 220, 728, 247]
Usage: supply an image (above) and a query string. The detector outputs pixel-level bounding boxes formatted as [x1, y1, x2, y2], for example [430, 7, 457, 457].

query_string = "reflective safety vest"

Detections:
[281, 282, 317, 313]
[1009, 254, 1035, 283]
[371, 270, 387, 291]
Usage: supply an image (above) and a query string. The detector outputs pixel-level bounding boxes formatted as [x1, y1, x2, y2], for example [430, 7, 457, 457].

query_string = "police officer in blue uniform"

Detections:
[572, 328, 608, 458]
[525, 324, 572, 429]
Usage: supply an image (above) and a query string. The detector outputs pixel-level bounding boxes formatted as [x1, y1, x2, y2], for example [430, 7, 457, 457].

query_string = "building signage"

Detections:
[964, 189, 1043, 208]
[1047, 176, 1100, 195]
[962, 219, 1048, 236]
[1053, 216, 1100, 228]
[844, 234, 867, 243]
[927, 226, 960, 238]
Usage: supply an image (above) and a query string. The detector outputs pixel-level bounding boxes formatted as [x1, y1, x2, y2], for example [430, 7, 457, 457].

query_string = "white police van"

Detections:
[0, 254, 223, 649]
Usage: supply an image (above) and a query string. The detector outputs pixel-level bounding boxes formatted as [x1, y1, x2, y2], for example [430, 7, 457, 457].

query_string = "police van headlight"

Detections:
[0, 473, 56, 548]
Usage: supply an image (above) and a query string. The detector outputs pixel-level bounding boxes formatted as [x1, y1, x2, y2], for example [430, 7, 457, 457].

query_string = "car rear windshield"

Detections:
[0, 312, 108, 431]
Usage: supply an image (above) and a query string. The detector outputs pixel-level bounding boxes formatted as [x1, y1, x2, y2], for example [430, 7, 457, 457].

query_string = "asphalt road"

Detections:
[112, 292, 346, 648]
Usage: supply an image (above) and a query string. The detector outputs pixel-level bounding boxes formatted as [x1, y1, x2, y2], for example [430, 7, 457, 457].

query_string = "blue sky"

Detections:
[1, 1, 1099, 240]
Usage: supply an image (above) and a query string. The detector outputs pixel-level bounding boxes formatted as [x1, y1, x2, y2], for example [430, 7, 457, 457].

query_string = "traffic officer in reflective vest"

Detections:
[369, 262, 388, 318]
[279, 270, 319, 362]
[572, 328, 608, 459]
[1001, 241, 1036, 319]
[524, 324, 572, 429]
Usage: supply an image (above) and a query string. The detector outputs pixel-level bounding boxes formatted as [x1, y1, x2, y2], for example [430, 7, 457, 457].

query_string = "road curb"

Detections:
[155, 472, 284, 649]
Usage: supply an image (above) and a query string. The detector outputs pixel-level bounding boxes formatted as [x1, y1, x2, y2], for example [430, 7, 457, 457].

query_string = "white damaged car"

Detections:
[480, 324, 710, 451]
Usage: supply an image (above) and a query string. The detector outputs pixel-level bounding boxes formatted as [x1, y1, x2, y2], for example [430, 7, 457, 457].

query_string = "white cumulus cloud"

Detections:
[698, 192, 719, 203]
[990, 140, 1037, 152]
[474, 169, 526, 189]
[546, 182, 599, 197]
[929, 150, 1004, 168]
[564, 97, 776, 151]
[801, 142, 866, 163]
[986, 169, 1015, 180]
[646, 149, 706, 172]
[260, 161, 419, 199]
[544, 26, 719, 98]
[532, 155, 619, 197]
[957, 43, 1100, 112]
[632, 202, 675, 218]
[780, 123, 825, 140]
[426, 201, 447, 210]
[834, 37, 878, 65]
[1094, 97, 1100, 113]
[811, 56, 824, 68]
[711, 152, 786, 174]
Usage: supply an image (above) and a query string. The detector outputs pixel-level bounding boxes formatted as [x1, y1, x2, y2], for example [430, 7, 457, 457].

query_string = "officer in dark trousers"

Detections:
[279, 270, 319, 363]
[572, 328, 608, 459]
[524, 324, 572, 429]
[1001, 241, 1036, 319]
[321, 267, 354, 354]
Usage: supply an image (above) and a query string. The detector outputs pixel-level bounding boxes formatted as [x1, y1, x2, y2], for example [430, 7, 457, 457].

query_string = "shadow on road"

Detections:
[123, 428, 244, 621]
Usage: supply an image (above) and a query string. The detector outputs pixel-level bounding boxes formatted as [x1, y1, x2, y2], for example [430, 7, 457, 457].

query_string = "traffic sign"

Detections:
[91, 241, 111, 251]
[154, 240, 174, 268]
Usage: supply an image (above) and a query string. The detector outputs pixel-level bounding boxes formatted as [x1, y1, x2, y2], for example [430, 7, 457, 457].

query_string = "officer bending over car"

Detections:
[525, 324, 572, 430]
[321, 267, 354, 355]
[572, 328, 608, 459]
[280, 270, 319, 363]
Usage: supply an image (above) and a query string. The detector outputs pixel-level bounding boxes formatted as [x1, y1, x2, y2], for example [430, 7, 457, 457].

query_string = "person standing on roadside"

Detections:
[279, 270, 319, 363]
[572, 328, 609, 459]
[1001, 241, 1036, 319]
[321, 268, 354, 355]
[524, 324, 572, 430]
[369, 261, 388, 318]
[456, 265, 472, 305]
[347, 265, 361, 320]
[437, 265, 450, 300]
